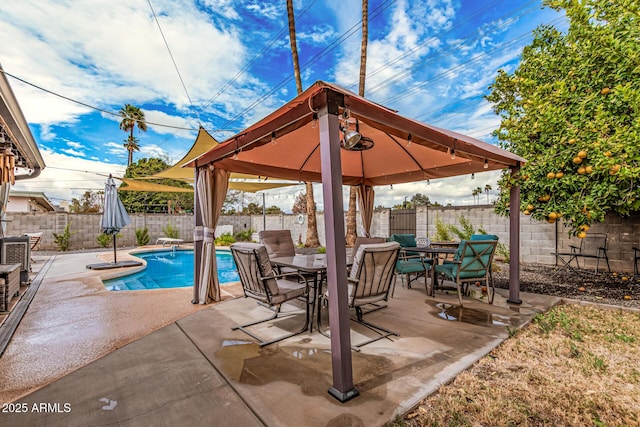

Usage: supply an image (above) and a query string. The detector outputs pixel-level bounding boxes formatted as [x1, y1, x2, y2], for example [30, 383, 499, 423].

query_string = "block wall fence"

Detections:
[5, 206, 639, 273]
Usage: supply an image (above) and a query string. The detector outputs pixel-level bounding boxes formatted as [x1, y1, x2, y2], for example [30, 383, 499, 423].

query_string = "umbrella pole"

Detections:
[113, 233, 117, 264]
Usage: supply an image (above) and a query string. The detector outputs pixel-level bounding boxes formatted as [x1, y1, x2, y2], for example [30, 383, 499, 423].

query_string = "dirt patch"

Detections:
[492, 261, 640, 308]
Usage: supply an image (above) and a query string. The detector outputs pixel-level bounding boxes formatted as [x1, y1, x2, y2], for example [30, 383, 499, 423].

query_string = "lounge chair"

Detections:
[230, 242, 310, 347]
[318, 241, 401, 351]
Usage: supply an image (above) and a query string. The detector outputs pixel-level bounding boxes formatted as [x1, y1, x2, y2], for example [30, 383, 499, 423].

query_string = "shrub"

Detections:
[162, 223, 179, 239]
[433, 214, 452, 241]
[496, 242, 510, 263]
[53, 223, 76, 252]
[316, 246, 326, 254]
[234, 228, 254, 242]
[215, 233, 236, 246]
[135, 227, 150, 246]
[96, 232, 113, 248]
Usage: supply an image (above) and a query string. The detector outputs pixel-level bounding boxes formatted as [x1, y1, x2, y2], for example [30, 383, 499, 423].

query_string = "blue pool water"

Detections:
[104, 250, 239, 291]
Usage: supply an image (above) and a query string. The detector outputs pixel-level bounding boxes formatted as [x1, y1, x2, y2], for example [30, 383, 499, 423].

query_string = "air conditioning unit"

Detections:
[0, 236, 30, 283]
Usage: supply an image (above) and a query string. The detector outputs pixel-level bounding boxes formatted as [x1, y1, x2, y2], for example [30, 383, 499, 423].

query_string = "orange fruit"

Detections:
[555, 171, 564, 178]
[578, 287, 586, 292]
[568, 138, 576, 144]
[585, 165, 593, 174]
[577, 166, 586, 175]
[604, 151, 612, 157]
[600, 87, 610, 95]
[573, 157, 583, 164]
[580, 225, 590, 231]
[624, 295, 632, 300]
[526, 204, 534, 211]
[548, 212, 558, 220]
[481, 286, 487, 292]
[577, 231, 587, 238]
[524, 210, 531, 215]
[610, 164, 621, 174]
[547, 218, 556, 224]
[577, 150, 588, 159]
[547, 172, 556, 179]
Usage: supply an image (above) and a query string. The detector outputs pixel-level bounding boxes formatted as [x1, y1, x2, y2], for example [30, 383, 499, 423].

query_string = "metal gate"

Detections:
[389, 208, 416, 235]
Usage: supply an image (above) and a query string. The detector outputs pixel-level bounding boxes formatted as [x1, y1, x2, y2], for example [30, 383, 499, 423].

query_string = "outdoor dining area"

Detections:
[186, 81, 529, 403]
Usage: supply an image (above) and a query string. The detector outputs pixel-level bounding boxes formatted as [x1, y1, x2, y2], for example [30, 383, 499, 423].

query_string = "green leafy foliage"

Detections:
[162, 223, 179, 239]
[70, 190, 102, 213]
[448, 214, 485, 240]
[215, 233, 236, 246]
[52, 223, 76, 252]
[432, 214, 452, 241]
[96, 232, 113, 248]
[234, 228, 254, 242]
[487, 0, 640, 235]
[119, 157, 194, 213]
[135, 227, 150, 246]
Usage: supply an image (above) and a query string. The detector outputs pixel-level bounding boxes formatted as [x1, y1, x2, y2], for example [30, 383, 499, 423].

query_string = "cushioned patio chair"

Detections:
[395, 251, 432, 296]
[390, 233, 420, 256]
[434, 239, 498, 307]
[259, 229, 298, 275]
[230, 242, 310, 347]
[318, 241, 401, 351]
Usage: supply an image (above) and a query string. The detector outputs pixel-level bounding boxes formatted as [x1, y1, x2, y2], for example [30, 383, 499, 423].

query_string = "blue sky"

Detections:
[0, 0, 563, 211]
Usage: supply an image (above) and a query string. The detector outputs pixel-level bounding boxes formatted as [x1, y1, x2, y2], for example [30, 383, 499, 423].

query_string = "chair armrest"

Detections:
[569, 245, 580, 253]
[262, 271, 308, 285]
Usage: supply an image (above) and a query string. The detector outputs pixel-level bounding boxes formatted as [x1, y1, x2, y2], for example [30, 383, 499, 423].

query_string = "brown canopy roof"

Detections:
[188, 81, 524, 185]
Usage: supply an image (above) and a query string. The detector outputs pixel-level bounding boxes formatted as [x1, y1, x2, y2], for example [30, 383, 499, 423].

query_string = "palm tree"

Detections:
[484, 184, 492, 203]
[286, 0, 319, 247]
[345, 0, 369, 246]
[123, 135, 140, 163]
[119, 104, 147, 166]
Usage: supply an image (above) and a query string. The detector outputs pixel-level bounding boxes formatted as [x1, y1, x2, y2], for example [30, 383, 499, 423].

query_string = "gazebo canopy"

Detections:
[188, 81, 524, 182]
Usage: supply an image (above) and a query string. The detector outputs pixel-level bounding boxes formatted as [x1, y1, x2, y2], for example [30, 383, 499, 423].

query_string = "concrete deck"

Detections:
[0, 252, 560, 426]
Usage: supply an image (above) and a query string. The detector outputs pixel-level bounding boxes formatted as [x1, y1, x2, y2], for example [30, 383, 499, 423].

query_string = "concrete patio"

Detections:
[0, 251, 560, 426]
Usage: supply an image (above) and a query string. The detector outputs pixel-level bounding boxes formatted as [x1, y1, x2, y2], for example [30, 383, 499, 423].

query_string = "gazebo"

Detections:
[187, 81, 525, 402]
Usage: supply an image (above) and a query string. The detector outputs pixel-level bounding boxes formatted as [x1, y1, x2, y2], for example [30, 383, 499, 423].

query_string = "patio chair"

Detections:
[351, 236, 386, 265]
[318, 241, 401, 351]
[633, 247, 639, 277]
[230, 242, 310, 347]
[24, 232, 43, 265]
[259, 229, 297, 274]
[552, 232, 610, 275]
[434, 240, 498, 307]
[395, 251, 432, 296]
[390, 233, 420, 256]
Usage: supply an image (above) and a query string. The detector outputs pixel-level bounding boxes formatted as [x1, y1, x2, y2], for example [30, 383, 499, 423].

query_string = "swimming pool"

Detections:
[103, 249, 239, 291]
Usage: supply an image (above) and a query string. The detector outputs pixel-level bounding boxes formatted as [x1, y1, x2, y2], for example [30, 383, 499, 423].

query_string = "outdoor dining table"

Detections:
[270, 254, 351, 333]
[400, 246, 458, 297]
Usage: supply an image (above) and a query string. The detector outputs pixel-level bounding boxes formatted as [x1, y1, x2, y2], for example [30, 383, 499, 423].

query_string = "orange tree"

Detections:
[487, 0, 640, 236]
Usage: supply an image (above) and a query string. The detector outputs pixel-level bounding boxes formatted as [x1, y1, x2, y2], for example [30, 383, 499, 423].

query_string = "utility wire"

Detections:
[146, 0, 194, 113]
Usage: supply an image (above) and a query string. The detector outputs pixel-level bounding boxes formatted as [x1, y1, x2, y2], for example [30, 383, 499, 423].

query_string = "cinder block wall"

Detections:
[5, 208, 639, 272]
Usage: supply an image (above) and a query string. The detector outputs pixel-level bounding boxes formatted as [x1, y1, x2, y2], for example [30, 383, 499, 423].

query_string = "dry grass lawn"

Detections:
[391, 304, 640, 426]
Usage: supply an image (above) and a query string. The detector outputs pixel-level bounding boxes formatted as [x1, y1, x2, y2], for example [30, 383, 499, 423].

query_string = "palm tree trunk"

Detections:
[345, 1, 369, 245]
[286, 0, 319, 247]
[287, 0, 303, 95]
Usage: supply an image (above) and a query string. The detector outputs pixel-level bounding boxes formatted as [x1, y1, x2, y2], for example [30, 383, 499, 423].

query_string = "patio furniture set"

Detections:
[229, 230, 499, 350]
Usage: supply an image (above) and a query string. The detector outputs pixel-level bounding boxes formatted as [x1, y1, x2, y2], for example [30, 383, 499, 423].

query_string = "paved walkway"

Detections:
[0, 251, 560, 426]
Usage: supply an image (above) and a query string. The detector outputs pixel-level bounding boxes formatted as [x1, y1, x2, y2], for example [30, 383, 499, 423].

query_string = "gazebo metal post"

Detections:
[508, 163, 522, 304]
[192, 164, 203, 304]
[318, 89, 358, 402]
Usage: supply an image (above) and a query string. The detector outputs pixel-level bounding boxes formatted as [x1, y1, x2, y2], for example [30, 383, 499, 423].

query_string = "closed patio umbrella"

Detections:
[101, 174, 131, 264]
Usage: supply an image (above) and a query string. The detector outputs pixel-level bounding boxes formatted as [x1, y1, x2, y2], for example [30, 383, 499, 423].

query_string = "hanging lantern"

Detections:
[0, 149, 15, 185]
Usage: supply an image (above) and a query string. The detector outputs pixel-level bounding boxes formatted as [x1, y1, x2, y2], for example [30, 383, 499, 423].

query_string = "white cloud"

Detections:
[11, 148, 126, 203]
[66, 141, 82, 149]
[60, 148, 86, 157]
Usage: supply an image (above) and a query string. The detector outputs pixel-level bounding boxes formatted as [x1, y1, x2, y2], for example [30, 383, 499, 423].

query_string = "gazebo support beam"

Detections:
[508, 164, 522, 304]
[318, 89, 358, 402]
